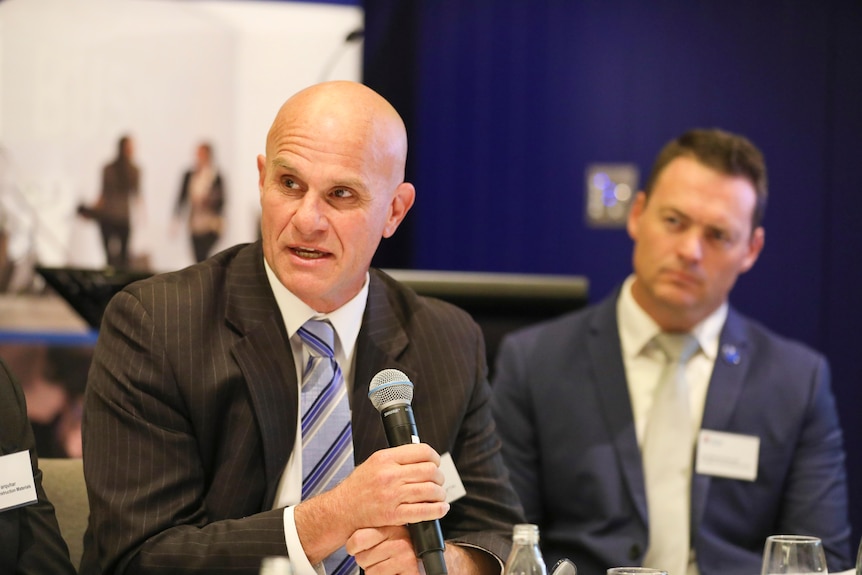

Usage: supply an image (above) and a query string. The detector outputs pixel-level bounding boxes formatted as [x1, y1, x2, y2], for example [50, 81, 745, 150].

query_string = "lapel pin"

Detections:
[721, 344, 741, 365]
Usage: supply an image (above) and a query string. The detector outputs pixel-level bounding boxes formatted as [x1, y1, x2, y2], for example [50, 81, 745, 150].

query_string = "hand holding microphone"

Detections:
[368, 369, 449, 575]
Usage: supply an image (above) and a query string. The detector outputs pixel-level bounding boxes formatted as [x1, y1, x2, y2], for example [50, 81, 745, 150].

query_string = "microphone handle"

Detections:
[408, 524, 447, 575]
[380, 404, 448, 575]
[380, 403, 420, 447]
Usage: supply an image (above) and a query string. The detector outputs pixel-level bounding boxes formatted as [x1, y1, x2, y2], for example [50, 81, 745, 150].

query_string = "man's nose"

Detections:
[677, 229, 703, 262]
[292, 193, 329, 234]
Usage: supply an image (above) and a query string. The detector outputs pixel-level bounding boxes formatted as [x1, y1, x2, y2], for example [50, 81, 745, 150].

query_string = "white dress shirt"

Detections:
[264, 259, 368, 575]
[617, 275, 727, 446]
[616, 275, 727, 575]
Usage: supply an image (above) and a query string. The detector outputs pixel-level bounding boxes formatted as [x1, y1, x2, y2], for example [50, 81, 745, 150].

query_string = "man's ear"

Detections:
[383, 182, 416, 238]
[740, 226, 765, 273]
[257, 154, 267, 199]
[626, 191, 647, 241]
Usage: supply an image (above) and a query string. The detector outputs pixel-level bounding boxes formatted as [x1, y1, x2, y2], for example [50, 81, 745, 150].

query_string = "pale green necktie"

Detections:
[642, 333, 700, 575]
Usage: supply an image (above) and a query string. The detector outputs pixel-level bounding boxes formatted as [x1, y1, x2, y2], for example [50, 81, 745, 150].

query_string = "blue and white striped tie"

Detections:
[298, 320, 358, 575]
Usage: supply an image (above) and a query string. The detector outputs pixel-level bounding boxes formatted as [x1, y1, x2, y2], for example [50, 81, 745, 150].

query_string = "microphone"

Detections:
[345, 28, 364, 43]
[368, 369, 448, 575]
[318, 27, 365, 82]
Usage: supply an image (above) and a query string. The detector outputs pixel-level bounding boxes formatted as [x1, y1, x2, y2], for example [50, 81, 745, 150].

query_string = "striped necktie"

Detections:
[642, 332, 700, 575]
[298, 320, 357, 575]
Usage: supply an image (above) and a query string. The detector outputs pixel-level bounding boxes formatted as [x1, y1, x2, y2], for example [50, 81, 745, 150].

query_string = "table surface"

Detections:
[0, 293, 89, 332]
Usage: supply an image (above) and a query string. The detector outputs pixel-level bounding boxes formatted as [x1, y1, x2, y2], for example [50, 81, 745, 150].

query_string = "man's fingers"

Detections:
[396, 500, 450, 525]
[348, 526, 422, 575]
[377, 443, 441, 467]
[346, 527, 390, 556]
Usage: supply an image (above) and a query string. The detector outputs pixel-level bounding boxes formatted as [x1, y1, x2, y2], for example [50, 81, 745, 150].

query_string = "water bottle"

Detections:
[855, 535, 861, 575]
[260, 556, 293, 575]
[504, 524, 548, 575]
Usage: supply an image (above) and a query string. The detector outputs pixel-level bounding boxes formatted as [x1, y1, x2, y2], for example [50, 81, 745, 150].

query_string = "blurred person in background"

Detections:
[78, 135, 141, 269]
[173, 141, 226, 263]
[0, 344, 91, 459]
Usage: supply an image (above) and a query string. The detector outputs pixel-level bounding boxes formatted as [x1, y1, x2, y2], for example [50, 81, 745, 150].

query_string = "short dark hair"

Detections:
[643, 128, 768, 229]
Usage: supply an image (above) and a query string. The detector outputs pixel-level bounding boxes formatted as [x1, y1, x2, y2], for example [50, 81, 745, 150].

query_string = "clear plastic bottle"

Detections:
[504, 524, 548, 575]
[260, 556, 293, 575]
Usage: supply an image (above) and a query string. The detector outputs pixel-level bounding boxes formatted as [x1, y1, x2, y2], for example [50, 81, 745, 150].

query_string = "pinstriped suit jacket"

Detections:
[80, 241, 524, 575]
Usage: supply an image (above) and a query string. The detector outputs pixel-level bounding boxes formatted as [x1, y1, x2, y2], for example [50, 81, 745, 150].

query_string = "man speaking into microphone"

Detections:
[81, 81, 525, 575]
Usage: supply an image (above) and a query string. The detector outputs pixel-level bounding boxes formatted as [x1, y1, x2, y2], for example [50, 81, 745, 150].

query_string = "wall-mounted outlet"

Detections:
[585, 163, 639, 228]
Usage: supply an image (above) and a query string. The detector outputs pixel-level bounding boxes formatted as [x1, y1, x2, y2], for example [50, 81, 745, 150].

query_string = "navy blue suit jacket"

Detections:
[491, 290, 852, 575]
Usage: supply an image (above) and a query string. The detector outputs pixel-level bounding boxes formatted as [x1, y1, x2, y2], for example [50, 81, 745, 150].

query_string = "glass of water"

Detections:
[760, 535, 827, 574]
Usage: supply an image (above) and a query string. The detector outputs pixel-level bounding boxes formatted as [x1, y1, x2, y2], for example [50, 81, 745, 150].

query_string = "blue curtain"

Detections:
[364, 0, 862, 547]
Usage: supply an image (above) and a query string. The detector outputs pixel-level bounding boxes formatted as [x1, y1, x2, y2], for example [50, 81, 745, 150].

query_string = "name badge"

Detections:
[0, 451, 38, 512]
[439, 452, 466, 503]
[696, 429, 759, 481]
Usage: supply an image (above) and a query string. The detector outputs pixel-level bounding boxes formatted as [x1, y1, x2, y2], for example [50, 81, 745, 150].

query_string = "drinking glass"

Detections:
[760, 535, 827, 574]
[606, 569, 667, 575]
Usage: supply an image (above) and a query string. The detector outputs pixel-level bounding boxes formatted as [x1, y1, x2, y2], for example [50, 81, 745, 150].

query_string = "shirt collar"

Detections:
[617, 274, 727, 360]
[263, 258, 368, 360]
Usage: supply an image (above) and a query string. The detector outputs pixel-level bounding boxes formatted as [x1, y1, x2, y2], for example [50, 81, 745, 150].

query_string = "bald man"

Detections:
[81, 81, 524, 575]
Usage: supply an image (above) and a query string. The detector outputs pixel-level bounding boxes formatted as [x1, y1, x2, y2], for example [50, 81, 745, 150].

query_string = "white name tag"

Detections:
[696, 429, 759, 481]
[0, 451, 38, 512]
[439, 452, 466, 503]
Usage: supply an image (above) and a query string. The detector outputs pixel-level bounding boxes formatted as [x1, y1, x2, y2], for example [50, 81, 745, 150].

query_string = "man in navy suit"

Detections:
[81, 81, 523, 575]
[491, 129, 852, 575]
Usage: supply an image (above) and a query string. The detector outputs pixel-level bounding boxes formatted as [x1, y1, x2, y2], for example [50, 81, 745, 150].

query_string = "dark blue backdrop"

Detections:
[364, 0, 862, 548]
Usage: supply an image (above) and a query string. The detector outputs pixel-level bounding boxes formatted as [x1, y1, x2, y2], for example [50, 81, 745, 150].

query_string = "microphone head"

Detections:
[368, 369, 414, 412]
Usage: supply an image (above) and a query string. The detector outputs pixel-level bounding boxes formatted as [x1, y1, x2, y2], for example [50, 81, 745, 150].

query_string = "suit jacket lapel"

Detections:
[691, 307, 751, 531]
[589, 291, 649, 525]
[224, 242, 299, 508]
[350, 270, 410, 463]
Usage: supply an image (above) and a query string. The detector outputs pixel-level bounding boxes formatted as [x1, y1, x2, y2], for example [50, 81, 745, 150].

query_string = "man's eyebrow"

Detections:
[269, 158, 367, 192]
[332, 178, 368, 191]
[271, 158, 295, 171]
[660, 206, 689, 218]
